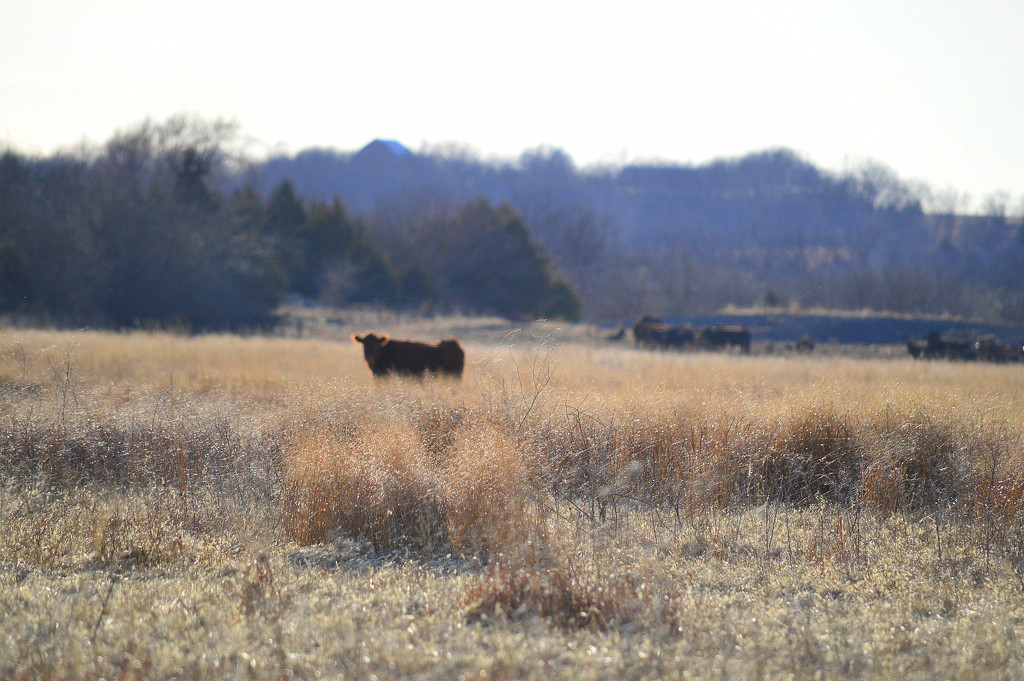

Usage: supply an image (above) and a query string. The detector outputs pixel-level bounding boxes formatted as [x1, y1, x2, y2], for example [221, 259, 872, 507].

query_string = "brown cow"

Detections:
[351, 331, 465, 378]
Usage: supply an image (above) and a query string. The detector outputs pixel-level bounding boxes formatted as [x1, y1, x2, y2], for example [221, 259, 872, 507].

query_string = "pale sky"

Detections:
[3, 0, 1023, 209]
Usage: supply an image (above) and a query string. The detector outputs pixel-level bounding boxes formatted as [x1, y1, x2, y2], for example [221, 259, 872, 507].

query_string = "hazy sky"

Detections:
[3, 0, 1022, 207]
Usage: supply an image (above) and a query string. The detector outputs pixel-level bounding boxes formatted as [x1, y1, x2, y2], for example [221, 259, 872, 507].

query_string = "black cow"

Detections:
[633, 316, 697, 349]
[795, 336, 815, 353]
[699, 326, 752, 354]
[975, 337, 1024, 363]
[908, 331, 975, 360]
[907, 337, 931, 358]
[351, 331, 465, 378]
[633, 316, 671, 346]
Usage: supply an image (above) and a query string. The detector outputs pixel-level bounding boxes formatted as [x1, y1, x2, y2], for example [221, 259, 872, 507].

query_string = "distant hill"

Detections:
[9, 117, 1018, 331]
[255, 143, 1024, 325]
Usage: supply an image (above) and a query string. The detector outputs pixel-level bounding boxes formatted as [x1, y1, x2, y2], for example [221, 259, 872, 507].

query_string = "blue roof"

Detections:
[360, 139, 412, 157]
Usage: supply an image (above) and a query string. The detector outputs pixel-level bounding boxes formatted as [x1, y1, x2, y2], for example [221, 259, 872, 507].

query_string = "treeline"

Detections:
[5, 116, 1023, 329]
[262, 142, 1024, 324]
[0, 119, 580, 329]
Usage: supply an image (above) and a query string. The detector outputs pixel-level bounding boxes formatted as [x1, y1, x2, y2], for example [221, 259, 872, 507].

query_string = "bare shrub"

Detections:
[682, 418, 746, 511]
[541, 406, 618, 518]
[962, 424, 1024, 519]
[762, 410, 860, 504]
[860, 411, 968, 511]
[613, 411, 689, 506]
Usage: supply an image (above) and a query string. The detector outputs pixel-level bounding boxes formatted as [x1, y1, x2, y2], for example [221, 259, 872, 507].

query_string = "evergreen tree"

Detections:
[0, 242, 31, 312]
[433, 199, 582, 320]
[264, 179, 314, 295]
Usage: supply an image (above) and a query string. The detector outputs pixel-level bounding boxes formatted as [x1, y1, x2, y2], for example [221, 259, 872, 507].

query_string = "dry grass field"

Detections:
[2, 316, 1024, 680]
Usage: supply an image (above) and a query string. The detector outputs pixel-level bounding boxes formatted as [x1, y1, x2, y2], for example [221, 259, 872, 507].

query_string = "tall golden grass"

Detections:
[3, 323, 1024, 679]
[4, 326, 1024, 548]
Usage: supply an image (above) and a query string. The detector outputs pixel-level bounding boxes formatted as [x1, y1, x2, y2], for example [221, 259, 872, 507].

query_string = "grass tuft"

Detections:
[463, 548, 660, 632]
[282, 422, 448, 551]
[442, 422, 545, 557]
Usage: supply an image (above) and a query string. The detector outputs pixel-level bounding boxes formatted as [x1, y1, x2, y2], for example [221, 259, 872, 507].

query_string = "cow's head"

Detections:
[351, 331, 390, 363]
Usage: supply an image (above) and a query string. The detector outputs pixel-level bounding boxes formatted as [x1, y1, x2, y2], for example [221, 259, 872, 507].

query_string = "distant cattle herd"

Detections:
[632, 316, 752, 353]
[627, 316, 1021, 363]
[907, 331, 1024, 363]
